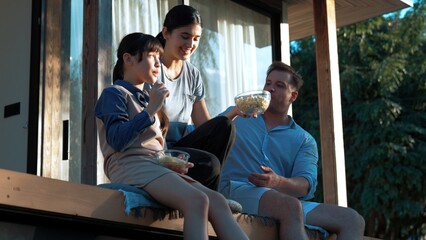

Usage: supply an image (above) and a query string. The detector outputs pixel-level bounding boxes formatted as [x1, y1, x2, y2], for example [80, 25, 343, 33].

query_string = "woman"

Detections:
[95, 32, 248, 240]
[155, 5, 243, 190]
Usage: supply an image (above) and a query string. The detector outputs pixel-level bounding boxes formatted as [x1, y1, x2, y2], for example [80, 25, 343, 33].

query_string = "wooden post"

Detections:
[82, 0, 98, 185]
[312, 0, 347, 206]
[43, 0, 63, 179]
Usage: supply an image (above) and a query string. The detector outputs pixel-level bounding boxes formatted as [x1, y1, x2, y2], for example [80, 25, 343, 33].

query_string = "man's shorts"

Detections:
[221, 180, 328, 237]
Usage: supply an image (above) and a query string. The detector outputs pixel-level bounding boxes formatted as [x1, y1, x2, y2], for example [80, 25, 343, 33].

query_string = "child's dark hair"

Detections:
[266, 61, 304, 90]
[113, 32, 163, 83]
[156, 5, 202, 47]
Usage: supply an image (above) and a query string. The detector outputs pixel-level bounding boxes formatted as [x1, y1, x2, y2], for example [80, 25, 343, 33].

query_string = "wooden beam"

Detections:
[82, 0, 99, 185]
[312, 0, 347, 206]
[43, 0, 63, 179]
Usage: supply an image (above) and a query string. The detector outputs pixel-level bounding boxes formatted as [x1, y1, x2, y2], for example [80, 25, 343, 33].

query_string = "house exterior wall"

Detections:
[0, 0, 32, 172]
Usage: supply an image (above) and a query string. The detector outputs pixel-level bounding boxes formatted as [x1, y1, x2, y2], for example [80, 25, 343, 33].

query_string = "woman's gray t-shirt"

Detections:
[160, 61, 205, 145]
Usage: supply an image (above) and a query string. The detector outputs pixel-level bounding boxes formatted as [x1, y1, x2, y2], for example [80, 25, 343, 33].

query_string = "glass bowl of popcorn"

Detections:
[155, 149, 190, 168]
[234, 90, 271, 115]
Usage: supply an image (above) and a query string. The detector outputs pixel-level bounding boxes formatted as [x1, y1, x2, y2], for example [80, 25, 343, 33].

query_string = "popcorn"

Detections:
[158, 156, 187, 168]
[235, 91, 270, 114]
[155, 150, 190, 168]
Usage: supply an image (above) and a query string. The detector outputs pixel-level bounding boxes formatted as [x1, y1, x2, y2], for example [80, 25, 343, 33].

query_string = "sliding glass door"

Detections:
[38, 0, 273, 184]
[39, 0, 178, 183]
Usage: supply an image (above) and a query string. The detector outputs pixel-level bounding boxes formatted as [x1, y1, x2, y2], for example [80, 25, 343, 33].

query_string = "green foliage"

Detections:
[291, 36, 324, 202]
[292, 1, 426, 239]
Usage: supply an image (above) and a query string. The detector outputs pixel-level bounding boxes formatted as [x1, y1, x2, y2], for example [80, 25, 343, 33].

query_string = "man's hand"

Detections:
[248, 165, 281, 188]
[224, 106, 258, 120]
[250, 166, 310, 198]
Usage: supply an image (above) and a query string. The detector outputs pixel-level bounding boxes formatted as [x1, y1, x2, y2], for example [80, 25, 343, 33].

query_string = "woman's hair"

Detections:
[156, 5, 202, 47]
[113, 32, 163, 82]
[266, 61, 304, 90]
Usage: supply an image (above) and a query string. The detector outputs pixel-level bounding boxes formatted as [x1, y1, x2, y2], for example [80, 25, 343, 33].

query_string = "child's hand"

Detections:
[146, 81, 169, 116]
[167, 161, 194, 174]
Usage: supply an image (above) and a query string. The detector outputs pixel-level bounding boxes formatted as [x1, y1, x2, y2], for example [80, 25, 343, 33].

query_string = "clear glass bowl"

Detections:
[234, 90, 271, 114]
[155, 149, 190, 168]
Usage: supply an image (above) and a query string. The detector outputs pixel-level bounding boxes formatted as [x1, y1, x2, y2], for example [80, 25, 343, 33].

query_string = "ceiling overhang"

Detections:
[258, 0, 413, 41]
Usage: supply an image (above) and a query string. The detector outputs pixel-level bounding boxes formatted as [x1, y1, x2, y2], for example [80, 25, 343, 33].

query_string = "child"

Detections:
[95, 32, 248, 240]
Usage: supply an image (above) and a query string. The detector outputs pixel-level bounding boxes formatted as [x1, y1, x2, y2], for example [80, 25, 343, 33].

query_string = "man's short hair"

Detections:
[266, 61, 303, 90]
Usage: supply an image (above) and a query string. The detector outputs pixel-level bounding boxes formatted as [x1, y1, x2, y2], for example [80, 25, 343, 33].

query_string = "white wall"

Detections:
[0, 0, 32, 172]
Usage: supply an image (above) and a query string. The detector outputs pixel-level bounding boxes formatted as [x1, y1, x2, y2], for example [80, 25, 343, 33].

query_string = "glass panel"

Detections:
[190, 0, 272, 116]
[111, 0, 179, 62]
[96, 0, 179, 184]
[69, 0, 83, 183]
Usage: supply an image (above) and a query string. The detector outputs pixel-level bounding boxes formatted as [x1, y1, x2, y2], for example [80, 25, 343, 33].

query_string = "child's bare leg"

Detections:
[192, 183, 249, 240]
[144, 174, 209, 240]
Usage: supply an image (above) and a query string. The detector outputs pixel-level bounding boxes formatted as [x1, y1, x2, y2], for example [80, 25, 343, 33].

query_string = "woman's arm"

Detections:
[191, 99, 211, 128]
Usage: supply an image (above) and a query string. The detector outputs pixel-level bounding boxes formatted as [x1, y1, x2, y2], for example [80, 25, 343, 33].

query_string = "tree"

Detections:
[292, 1, 426, 239]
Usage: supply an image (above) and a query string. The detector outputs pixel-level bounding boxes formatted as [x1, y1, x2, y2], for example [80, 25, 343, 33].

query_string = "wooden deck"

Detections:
[0, 169, 378, 239]
[0, 168, 285, 239]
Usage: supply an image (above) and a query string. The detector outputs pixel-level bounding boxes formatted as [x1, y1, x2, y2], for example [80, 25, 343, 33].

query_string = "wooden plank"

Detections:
[0, 169, 377, 239]
[0, 169, 160, 227]
[313, 0, 348, 206]
[43, 0, 63, 179]
[0, 168, 186, 233]
[0, 169, 279, 239]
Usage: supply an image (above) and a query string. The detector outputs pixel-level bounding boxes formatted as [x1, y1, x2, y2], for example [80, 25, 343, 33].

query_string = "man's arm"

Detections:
[248, 165, 309, 198]
[248, 131, 318, 199]
[291, 134, 319, 200]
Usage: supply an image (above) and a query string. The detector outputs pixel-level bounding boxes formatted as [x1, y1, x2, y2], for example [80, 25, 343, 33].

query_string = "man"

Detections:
[219, 61, 365, 239]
